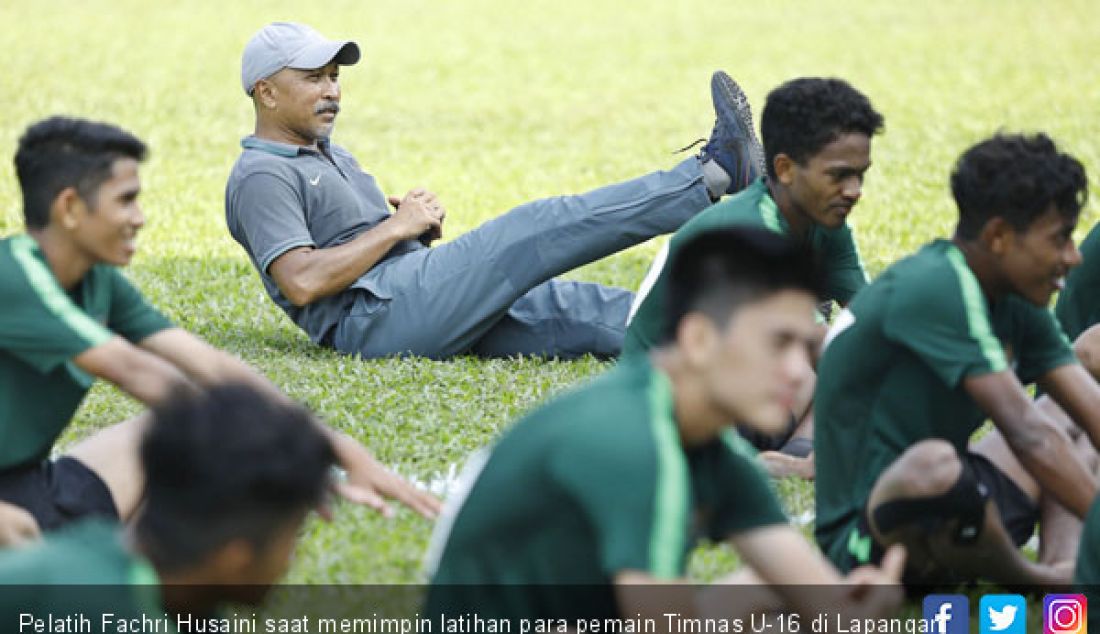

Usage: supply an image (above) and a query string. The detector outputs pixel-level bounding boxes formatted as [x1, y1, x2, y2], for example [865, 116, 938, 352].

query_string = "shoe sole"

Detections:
[711, 71, 765, 175]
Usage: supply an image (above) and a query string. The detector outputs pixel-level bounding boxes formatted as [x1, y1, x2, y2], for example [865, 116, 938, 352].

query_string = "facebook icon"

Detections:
[924, 595, 970, 634]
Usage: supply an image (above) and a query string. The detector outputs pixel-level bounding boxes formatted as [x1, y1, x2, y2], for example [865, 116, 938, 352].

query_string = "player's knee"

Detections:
[872, 443, 986, 544]
[1074, 325, 1100, 380]
[892, 439, 962, 498]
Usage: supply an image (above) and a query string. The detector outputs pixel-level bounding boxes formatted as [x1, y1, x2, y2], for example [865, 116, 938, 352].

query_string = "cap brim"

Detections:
[288, 40, 360, 70]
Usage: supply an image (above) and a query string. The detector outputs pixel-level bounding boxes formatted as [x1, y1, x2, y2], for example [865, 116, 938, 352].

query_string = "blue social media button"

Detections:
[924, 595, 970, 634]
[980, 594, 1027, 634]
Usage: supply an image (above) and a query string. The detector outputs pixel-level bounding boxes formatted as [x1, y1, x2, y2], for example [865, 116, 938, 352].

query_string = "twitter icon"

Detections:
[981, 594, 1027, 634]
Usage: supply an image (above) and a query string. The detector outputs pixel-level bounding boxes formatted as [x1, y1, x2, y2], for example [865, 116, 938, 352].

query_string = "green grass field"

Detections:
[0, 0, 1098, 584]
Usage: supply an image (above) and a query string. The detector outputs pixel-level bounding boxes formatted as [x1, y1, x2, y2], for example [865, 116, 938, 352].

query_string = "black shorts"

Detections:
[836, 450, 1037, 573]
[0, 457, 118, 531]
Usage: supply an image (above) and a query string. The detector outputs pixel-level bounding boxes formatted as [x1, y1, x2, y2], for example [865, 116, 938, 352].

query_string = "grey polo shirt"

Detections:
[225, 136, 424, 343]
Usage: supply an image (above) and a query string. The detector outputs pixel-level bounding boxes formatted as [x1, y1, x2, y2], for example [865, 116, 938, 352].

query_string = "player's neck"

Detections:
[27, 228, 95, 290]
[950, 235, 1006, 302]
[766, 179, 812, 240]
[652, 349, 728, 447]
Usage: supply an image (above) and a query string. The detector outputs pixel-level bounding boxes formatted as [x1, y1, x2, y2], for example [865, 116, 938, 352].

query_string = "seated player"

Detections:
[0, 116, 438, 545]
[623, 77, 882, 476]
[425, 227, 903, 621]
[0, 385, 333, 621]
[814, 132, 1098, 586]
[1056, 221, 1100, 345]
[1055, 223, 1100, 388]
[1036, 219, 1100, 573]
[1074, 498, 1100, 617]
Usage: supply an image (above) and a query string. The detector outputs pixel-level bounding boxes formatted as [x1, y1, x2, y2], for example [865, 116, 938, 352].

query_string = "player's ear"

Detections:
[773, 153, 796, 186]
[677, 312, 719, 368]
[51, 186, 86, 231]
[981, 216, 1013, 256]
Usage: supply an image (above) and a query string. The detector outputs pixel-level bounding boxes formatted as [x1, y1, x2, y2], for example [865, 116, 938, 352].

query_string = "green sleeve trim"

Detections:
[720, 428, 778, 493]
[646, 368, 690, 578]
[129, 557, 173, 630]
[758, 192, 785, 235]
[720, 428, 759, 459]
[1050, 308, 1074, 349]
[945, 244, 1007, 373]
[128, 558, 159, 586]
[10, 235, 112, 347]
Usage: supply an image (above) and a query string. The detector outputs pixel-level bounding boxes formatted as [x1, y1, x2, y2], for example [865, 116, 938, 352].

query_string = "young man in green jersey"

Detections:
[1053, 223, 1100, 389]
[1055, 223, 1100, 345]
[426, 227, 903, 622]
[1074, 499, 1100, 617]
[814, 133, 1097, 586]
[624, 77, 881, 477]
[0, 385, 333, 623]
[0, 117, 438, 545]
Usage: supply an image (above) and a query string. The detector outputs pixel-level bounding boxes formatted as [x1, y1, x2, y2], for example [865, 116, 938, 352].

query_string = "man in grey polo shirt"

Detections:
[226, 22, 763, 359]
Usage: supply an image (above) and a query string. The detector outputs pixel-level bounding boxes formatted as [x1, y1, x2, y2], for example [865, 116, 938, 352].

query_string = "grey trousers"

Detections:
[332, 157, 711, 359]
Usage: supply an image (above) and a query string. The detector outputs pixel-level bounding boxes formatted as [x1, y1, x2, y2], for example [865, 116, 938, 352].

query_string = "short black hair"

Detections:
[760, 78, 884, 180]
[660, 227, 825, 343]
[136, 384, 335, 573]
[13, 116, 147, 229]
[951, 132, 1088, 240]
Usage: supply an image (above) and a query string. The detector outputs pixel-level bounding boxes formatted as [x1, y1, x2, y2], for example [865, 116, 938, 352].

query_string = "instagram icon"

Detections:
[1044, 594, 1087, 634]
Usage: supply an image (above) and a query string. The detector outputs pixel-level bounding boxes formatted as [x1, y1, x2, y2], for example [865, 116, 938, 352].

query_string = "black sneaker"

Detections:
[700, 71, 764, 195]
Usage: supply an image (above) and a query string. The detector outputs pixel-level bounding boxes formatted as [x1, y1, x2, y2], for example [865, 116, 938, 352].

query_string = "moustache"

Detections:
[314, 102, 340, 115]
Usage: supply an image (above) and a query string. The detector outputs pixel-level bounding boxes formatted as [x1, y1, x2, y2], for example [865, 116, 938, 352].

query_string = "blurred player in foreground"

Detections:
[426, 227, 903, 622]
[0, 385, 332, 623]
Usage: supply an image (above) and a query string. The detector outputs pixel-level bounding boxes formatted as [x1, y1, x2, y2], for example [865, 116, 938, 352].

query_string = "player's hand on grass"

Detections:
[0, 501, 40, 547]
[329, 450, 442, 520]
[388, 188, 446, 245]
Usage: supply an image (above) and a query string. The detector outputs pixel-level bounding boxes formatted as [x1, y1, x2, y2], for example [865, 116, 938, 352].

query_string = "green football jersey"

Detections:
[1074, 496, 1100, 606]
[0, 234, 172, 469]
[425, 356, 785, 619]
[0, 519, 165, 632]
[1056, 221, 1100, 341]
[622, 178, 868, 356]
[814, 240, 1075, 569]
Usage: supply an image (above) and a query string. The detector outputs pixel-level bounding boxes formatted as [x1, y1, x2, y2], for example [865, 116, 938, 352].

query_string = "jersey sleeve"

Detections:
[1012, 300, 1077, 384]
[881, 255, 1007, 388]
[229, 171, 316, 273]
[1055, 223, 1100, 341]
[0, 240, 112, 373]
[104, 268, 173, 343]
[546, 408, 689, 579]
[702, 431, 787, 539]
[823, 225, 869, 305]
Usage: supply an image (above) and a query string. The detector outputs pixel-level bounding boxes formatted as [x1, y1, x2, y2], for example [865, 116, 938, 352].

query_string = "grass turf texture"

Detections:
[0, 0, 1098, 585]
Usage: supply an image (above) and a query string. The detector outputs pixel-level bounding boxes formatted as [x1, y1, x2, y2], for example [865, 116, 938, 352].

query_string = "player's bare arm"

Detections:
[1040, 362, 1100, 451]
[73, 335, 196, 405]
[966, 370, 1098, 518]
[732, 525, 904, 621]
